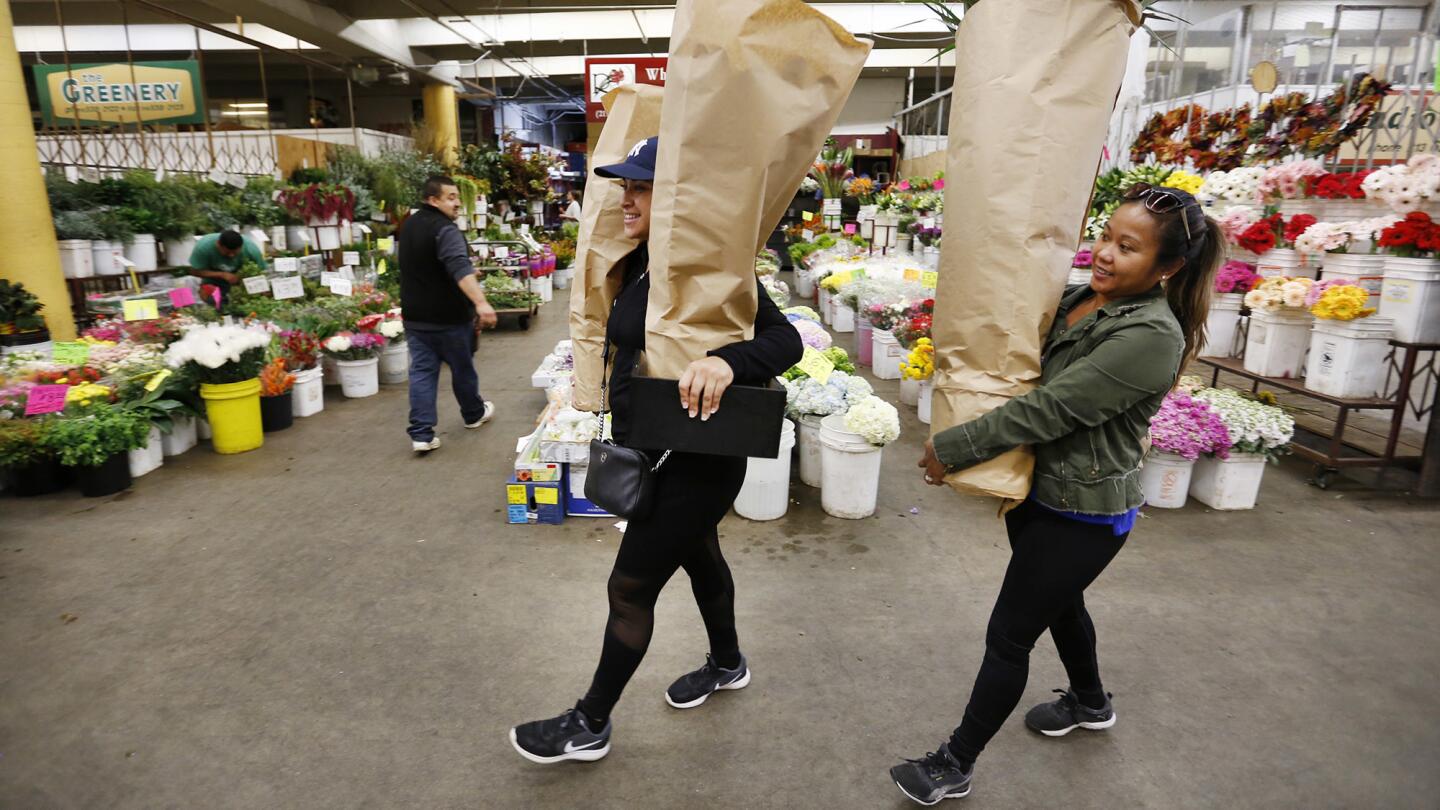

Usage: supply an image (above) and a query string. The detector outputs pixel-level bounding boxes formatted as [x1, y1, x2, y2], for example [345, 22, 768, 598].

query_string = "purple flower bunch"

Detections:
[350, 333, 386, 351]
[1149, 391, 1233, 460]
[1214, 260, 1259, 294]
[915, 227, 943, 247]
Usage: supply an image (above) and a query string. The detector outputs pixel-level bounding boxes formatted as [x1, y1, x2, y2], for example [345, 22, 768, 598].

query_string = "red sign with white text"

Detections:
[585, 57, 668, 124]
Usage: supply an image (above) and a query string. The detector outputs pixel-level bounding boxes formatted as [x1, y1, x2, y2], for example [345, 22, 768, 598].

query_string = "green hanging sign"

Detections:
[32, 61, 205, 126]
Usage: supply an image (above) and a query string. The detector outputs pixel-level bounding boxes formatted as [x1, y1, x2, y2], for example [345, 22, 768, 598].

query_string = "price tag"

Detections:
[144, 369, 172, 392]
[271, 276, 304, 300]
[506, 484, 529, 505]
[242, 276, 271, 295]
[249, 228, 268, 244]
[353, 222, 372, 234]
[830, 271, 854, 286]
[52, 342, 90, 366]
[227, 173, 248, 189]
[921, 271, 939, 288]
[801, 210, 815, 222]
[329, 278, 353, 296]
[123, 299, 160, 321]
[534, 486, 559, 505]
[494, 246, 509, 259]
[903, 269, 921, 282]
[342, 251, 361, 266]
[319, 271, 340, 286]
[922, 217, 937, 229]
[338, 266, 355, 281]
[377, 259, 388, 275]
[520, 224, 531, 235]
[853, 268, 868, 279]
[795, 346, 835, 385]
[843, 223, 857, 235]
[25, 384, 69, 416]
[207, 167, 228, 185]
[377, 237, 394, 252]
[274, 257, 299, 273]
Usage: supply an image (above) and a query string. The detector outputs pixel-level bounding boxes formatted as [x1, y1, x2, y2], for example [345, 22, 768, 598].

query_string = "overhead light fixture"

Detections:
[220, 110, 267, 116]
[227, 102, 269, 108]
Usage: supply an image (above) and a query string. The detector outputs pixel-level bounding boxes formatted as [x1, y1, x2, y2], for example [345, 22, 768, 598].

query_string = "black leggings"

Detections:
[578, 452, 748, 723]
[948, 500, 1128, 764]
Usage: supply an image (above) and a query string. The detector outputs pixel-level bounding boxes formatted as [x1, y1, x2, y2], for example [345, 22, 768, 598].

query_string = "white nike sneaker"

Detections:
[465, 401, 496, 429]
[510, 707, 612, 765]
[412, 438, 441, 453]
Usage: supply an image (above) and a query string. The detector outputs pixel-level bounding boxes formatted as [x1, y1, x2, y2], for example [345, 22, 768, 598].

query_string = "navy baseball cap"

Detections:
[594, 136, 658, 181]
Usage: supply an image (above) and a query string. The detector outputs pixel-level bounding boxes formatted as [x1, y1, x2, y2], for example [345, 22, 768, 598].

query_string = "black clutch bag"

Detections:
[626, 376, 787, 459]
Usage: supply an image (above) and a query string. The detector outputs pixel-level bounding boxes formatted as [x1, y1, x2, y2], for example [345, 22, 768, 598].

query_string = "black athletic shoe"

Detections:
[890, 745, 973, 805]
[509, 707, 611, 764]
[1024, 689, 1117, 737]
[664, 654, 751, 709]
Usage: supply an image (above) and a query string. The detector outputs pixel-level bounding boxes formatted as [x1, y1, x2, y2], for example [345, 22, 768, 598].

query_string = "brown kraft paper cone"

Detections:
[641, 0, 871, 379]
[931, 0, 1139, 500]
[568, 84, 665, 412]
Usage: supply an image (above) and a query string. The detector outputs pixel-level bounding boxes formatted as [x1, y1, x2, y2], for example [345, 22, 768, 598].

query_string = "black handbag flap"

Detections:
[625, 376, 787, 459]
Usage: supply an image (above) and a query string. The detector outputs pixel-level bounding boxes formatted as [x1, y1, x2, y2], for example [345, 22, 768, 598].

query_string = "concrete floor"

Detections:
[3, 293, 1439, 810]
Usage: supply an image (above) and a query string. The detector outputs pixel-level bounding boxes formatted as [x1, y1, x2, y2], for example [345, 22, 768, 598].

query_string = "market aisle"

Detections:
[3, 301, 1439, 809]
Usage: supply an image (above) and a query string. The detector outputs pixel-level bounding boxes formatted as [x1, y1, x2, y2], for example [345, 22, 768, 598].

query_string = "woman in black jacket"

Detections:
[510, 136, 804, 764]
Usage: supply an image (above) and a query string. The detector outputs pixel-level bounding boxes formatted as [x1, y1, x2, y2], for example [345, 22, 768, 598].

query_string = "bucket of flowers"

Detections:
[1377, 212, 1440, 343]
[900, 337, 936, 422]
[163, 323, 272, 454]
[1188, 387, 1295, 510]
[1202, 260, 1259, 359]
[782, 368, 872, 489]
[321, 331, 386, 398]
[819, 395, 901, 520]
[1141, 391, 1233, 509]
[1242, 276, 1316, 378]
[377, 314, 408, 385]
[1304, 281, 1393, 398]
[259, 357, 296, 432]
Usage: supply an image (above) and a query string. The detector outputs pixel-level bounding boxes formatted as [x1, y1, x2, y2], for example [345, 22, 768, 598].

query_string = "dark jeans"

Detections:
[406, 323, 486, 441]
[948, 500, 1128, 764]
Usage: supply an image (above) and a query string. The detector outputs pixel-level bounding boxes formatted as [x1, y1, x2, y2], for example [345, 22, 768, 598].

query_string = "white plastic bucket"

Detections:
[1256, 248, 1313, 280]
[337, 357, 379, 398]
[380, 341, 409, 385]
[796, 413, 825, 488]
[164, 235, 197, 268]
[734, 419, 796, 521]
[268, 226, 288, 252]
[124, 234, 159, 272]
[162, 414, 198, 456]
[322, 355, 340, 386]
[284, 226, 311, 251]
[1380, 258, 1440, 344]
[308, 215, 343, 251]
[1189, 453, 1268, 510]
[553, 267, 572, 290]
[197, 417, 212, 440]
[92, 240, 124, 276]
[855, 318, 872, 367]
[900, 376, 920, 406]
[127, 426, 164, 478]
[1140, 451, 1194, 508]
[292, 366, 325, 417]
[1306, 317, 1395, 398]
[818, 413, 883, 519]
[1276, 199, 1315, 218]
[1200, 294, 1245, 359]
[530, 274, 553, 303]
[818, 288, 833, 324]
[871, 330, 903, 381]
[832, 302, 855, 333]
[918, 379, 932, 424]
[795, 269, 816, 300]
[1244, 309, 1313, 378]
[58, 239, 94, 279]
[1320, 253, 1386, 305]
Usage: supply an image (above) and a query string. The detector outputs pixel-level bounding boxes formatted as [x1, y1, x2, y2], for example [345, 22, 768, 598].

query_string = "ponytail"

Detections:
[1167, 214, 1224, 364]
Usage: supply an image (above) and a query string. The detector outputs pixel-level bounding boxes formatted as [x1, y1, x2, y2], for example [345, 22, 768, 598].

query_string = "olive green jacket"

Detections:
[933, 284, 1184, 515]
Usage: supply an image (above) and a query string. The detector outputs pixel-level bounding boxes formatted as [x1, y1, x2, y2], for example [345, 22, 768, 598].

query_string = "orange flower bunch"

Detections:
[259, 357, 296, 397]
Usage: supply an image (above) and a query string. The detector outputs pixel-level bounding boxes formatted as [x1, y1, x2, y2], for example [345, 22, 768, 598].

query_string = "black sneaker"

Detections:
[664, 654, 750, 709]
[509, 707, 611, 764]
[890, 745, 973, 805]
[1024, 689, 1116, 737]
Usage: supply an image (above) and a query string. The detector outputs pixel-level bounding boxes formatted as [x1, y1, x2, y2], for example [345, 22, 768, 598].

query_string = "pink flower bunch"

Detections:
[1259, 159, 1327, 200]
[1073, 249, 1093, 268]
[1216, 207, 1260, 246]
[1214, 260, 1259, 293]
[82, 323, 124, 343]
[349, 332, 386, 351]
[1149, 391, 1233, 461]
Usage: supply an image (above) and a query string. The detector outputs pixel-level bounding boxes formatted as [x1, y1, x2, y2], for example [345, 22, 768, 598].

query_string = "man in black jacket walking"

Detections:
[399, 175, 499, 453]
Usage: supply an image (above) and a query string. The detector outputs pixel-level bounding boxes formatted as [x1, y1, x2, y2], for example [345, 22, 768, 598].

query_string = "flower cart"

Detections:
[472, 240, 540, 331]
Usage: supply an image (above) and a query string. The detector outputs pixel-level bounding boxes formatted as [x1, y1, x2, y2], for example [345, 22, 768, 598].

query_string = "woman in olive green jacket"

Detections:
[891, 184, 1225, 805]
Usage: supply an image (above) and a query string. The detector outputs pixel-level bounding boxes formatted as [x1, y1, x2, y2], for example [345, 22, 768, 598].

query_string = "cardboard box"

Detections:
[505, 477, 566, 525]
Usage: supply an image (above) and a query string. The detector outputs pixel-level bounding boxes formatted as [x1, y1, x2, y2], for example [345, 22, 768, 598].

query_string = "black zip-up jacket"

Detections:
[606, 244, 803, 444]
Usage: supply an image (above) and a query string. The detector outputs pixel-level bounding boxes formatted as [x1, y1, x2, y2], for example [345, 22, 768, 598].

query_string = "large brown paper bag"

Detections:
[931, 0, 1139, 500]
[568, 85, 665, 411]
[642, 0, 871, 379]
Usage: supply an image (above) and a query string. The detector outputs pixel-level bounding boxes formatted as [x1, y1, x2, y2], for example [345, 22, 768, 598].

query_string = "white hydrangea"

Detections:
[784, 370, 873, 417]
[324, 335, 352, 353]
[843, 395, 900, 446]
[164, 324, 271, 370]
[378, 320, 405, 340]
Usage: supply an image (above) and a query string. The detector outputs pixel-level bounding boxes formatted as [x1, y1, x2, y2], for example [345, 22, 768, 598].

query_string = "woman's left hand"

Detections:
[679, 357, 735, 420]
[919, 439, 949, 486]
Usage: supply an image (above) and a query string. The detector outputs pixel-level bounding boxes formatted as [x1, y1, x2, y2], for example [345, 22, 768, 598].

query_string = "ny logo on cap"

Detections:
[628, 140, 647, 158]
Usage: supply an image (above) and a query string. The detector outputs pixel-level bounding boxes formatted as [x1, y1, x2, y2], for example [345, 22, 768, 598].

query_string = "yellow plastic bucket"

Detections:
[200, 378, 264, 454]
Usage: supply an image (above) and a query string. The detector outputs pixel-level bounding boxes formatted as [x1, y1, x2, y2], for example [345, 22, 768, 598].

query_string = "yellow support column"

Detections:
[422, 83, 459, 168]
[0, 0, 75, 340]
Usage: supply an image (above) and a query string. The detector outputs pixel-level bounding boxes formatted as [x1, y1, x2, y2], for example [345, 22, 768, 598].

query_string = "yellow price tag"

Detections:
[921, 271, 939, 288]
[801, 211, 814, 222]
[831, 271, 854, 286]
[903, 269, 921, 282]
[506, 484, 529, 505]
[144, 369, 173, 392]
[377, 237, 394, 252]
[795, 346, 835, 385]
[377, 259, 388, 275]
[122, 299, 160, 321]
[534, 487, 559, 505]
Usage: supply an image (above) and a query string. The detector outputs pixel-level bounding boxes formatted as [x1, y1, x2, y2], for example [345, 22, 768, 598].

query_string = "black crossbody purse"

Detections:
[583, 272, 670, 520]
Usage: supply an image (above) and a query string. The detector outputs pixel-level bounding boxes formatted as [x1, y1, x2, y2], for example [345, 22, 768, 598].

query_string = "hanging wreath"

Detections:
[1189, 105, 1252, 171]
[1293, 74, 1392, 158]
[1129, 104, 1205, 164]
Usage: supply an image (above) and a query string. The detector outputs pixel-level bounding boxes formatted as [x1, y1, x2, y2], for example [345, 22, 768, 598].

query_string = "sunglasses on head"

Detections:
[1124, 183, 1193, 241]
